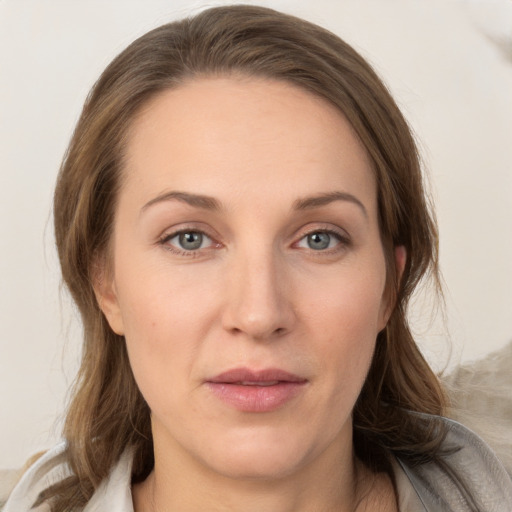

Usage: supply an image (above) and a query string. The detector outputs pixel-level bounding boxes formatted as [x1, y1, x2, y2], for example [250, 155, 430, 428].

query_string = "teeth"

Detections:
[238, 380, 280, 386]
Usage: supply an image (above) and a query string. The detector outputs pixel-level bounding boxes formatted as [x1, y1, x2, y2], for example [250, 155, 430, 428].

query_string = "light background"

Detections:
[1, 0, 511, 468]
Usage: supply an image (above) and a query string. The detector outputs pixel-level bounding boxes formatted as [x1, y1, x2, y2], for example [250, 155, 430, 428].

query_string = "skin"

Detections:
[96, 77, 402, 512]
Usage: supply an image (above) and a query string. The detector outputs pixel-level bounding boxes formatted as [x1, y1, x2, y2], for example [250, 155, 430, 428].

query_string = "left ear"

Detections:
[378, 245, 407, 330]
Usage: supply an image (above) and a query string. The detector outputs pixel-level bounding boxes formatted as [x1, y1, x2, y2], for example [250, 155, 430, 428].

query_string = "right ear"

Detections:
[92, 258, 125, 336]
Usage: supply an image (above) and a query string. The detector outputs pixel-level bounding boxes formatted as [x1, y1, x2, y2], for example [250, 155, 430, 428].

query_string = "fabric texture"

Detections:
[443, 340, 512, 476]
[3, 415, 512, 512]
[397, 416, 512, 511]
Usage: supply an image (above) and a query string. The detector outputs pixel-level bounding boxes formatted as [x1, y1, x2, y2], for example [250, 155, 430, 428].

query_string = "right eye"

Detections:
[160, 230, 215, 254]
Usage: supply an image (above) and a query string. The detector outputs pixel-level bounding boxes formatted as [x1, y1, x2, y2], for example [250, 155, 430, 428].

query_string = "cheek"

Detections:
[303, 261, 386, 339]
[280, 266, 386, 451]
[113, 263, 221, 412]
[301, 263, 386, 386]
[115, 253, 221, 338]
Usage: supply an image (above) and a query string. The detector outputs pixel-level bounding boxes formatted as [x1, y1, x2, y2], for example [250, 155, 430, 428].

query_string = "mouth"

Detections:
[205, 367, 308, 412]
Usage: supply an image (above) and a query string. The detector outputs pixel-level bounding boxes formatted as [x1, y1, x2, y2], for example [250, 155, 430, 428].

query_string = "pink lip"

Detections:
[206, 367, 307, 413]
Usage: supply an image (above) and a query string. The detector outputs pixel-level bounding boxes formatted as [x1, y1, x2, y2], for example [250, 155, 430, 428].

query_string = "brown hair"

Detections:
[43, 5, 447, 510]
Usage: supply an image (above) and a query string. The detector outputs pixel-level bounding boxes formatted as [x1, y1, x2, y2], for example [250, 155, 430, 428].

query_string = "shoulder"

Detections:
[397, 414, 512, 512]
[3, 443, 135, 512]
[443, 340, 512, 476]
[2, 443, 69, 512]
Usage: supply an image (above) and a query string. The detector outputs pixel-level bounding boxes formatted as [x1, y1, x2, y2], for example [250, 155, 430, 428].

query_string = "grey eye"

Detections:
[178, 232, 204, 250]
[307, 232, 331, 250]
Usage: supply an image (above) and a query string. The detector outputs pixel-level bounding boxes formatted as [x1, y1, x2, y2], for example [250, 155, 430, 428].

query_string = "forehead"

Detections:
[122, 76, 376, 211]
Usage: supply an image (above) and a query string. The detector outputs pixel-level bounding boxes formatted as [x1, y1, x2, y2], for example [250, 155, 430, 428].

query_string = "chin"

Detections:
[212, 453, 305, 481]
[200, 428, 313, 481]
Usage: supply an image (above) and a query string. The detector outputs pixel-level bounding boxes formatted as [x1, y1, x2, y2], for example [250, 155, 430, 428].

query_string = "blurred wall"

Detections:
[1, 0, 511, 468]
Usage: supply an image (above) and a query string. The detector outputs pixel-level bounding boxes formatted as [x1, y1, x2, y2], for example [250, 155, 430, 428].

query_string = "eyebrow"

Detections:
[293, 191, 368, 219]
[141, 189, 367, 219]
[141, 191, 221, 213]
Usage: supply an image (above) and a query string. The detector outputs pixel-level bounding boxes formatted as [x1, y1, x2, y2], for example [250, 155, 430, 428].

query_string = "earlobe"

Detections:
[92, 260, 125, 336]
[394, 245, 407, 283]
[378, 245, 407, 330]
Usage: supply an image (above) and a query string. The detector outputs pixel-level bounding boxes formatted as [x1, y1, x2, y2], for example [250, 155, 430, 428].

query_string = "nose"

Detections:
[221, 248, 296, 341]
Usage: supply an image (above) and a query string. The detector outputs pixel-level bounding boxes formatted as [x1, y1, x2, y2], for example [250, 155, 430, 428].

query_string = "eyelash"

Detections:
[157, 226, 351, 257]
[158, 228, 218, 257]
[294, 227, 351, 253]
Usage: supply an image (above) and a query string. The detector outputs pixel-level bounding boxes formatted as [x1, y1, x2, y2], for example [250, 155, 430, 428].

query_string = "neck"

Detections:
[132, 437, 387, 512]
[131, 413, 398, 512]
[135, 464, 363, 512]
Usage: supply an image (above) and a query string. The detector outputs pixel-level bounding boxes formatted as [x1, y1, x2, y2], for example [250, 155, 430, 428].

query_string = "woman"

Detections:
[5, 5, 511, 511]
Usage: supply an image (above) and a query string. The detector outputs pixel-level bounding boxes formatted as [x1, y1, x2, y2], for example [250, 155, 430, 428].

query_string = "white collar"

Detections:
[3, 443, 134, 512]
[83, 448, 134, 512]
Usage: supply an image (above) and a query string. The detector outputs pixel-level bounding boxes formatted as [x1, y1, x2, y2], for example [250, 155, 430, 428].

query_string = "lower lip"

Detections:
[206, 382, 306, 412]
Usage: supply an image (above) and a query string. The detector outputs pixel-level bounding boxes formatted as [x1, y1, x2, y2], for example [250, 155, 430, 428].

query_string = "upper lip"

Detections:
[207, 367, 307, 384]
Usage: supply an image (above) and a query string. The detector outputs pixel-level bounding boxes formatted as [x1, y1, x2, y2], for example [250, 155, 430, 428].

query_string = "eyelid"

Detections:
[156, 222, 350, 256]
[166, 230, 213, 247]
[292, 224, 351, 250]
[158, 224, 222, 256]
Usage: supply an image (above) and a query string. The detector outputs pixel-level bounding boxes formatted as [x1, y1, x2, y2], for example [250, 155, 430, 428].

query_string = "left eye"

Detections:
[166, 231, 213, 251]
[297, 231, 341, 251]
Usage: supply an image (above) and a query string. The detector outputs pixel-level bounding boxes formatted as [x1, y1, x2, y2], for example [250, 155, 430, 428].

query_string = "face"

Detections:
[98, 76, 395, 480]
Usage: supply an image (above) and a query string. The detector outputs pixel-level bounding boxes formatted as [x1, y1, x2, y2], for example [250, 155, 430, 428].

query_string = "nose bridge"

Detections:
[222, 242, 294, 339]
